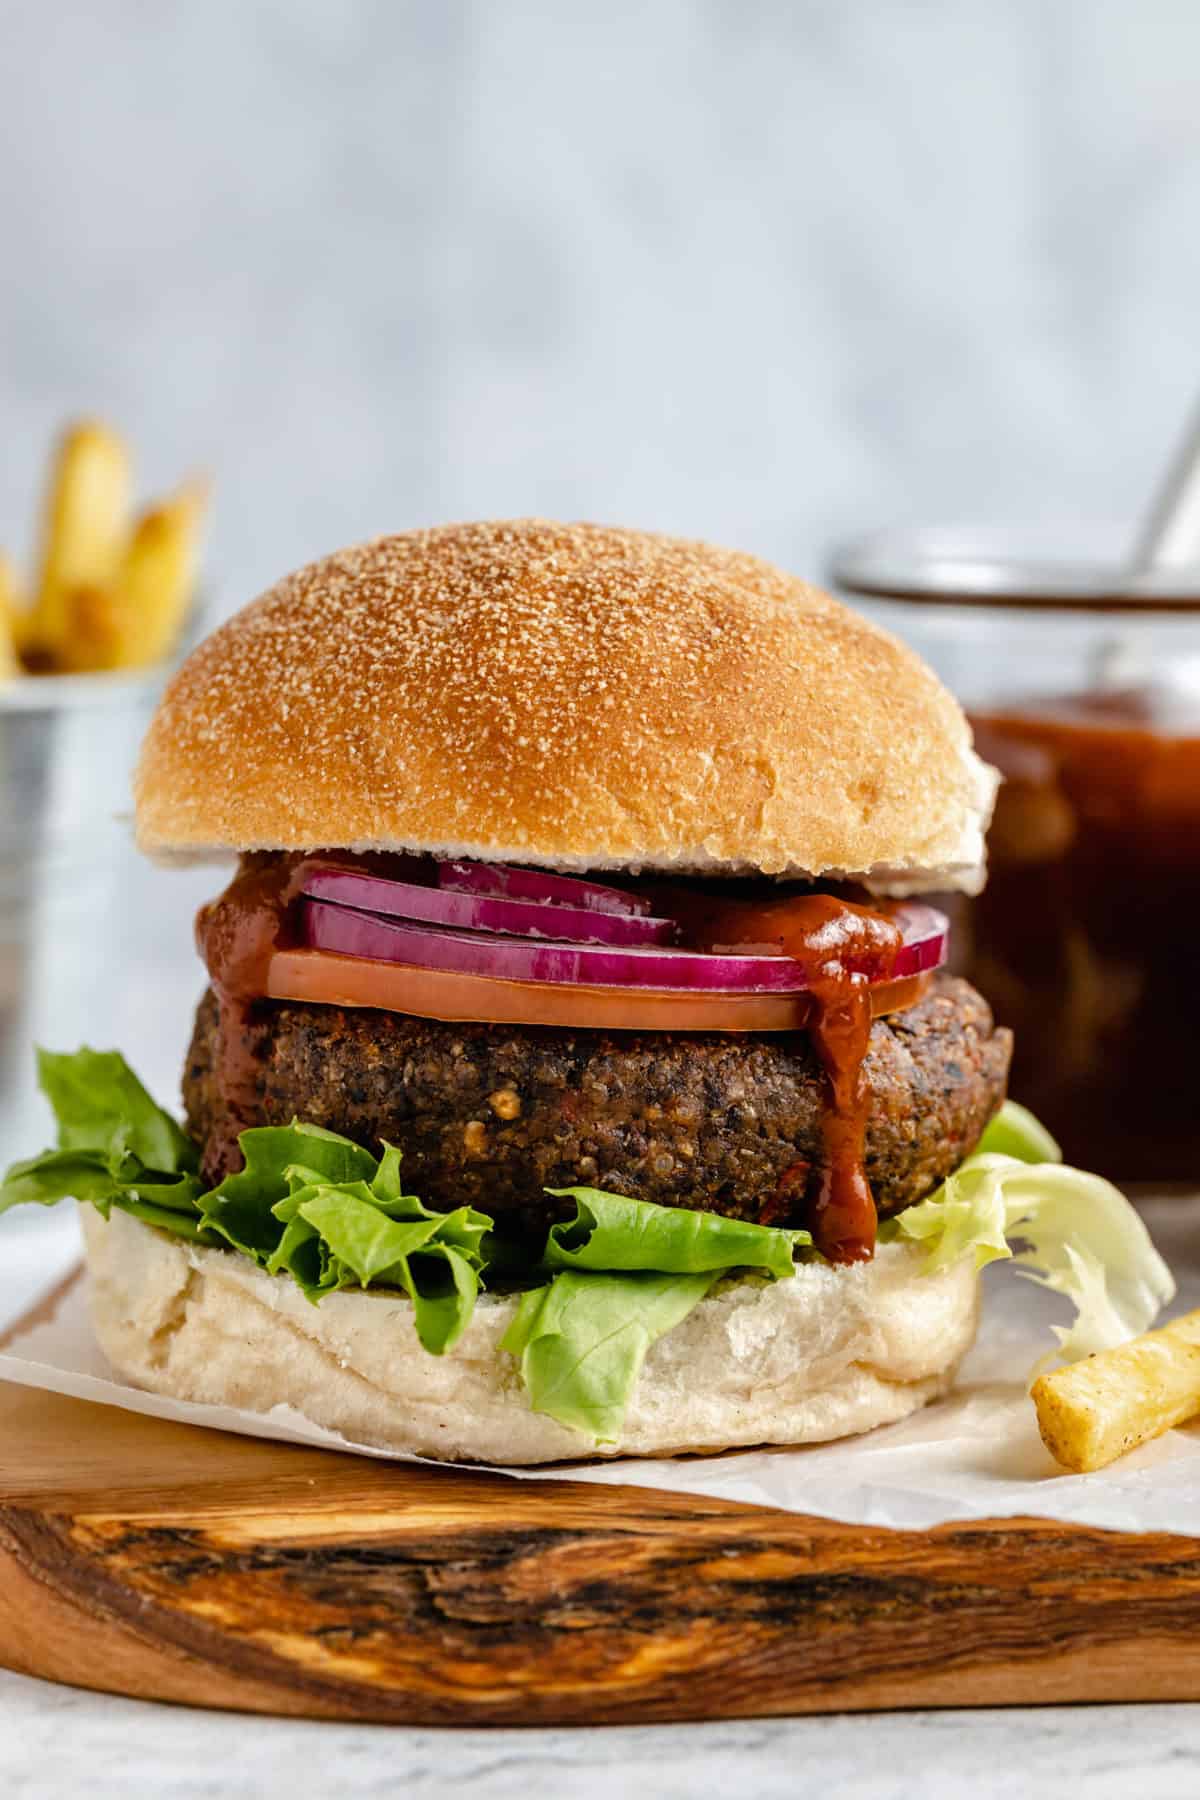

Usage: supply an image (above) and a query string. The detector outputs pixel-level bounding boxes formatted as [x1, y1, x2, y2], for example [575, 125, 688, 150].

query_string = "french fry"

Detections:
[1032, 1310, 1200, 1473]
[97, 478, 207, 670]
[0, 553, 20, 678]
[32, 420, 131, 666]
[59, 584, 122, 673]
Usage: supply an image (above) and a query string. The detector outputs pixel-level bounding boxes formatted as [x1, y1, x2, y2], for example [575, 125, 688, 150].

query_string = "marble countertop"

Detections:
[1, 1669, 1198, 1799]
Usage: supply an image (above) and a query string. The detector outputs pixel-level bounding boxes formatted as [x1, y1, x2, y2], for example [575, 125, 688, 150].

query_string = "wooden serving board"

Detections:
[4, 1363, 1200, 1725]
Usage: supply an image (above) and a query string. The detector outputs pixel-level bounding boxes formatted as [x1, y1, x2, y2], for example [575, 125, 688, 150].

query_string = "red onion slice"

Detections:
[438, 860, 651, 917]
[301, 867, 675, 947]
[303, 899, 948, 993]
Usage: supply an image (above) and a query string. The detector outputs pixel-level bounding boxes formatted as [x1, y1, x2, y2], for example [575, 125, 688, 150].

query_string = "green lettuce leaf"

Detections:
[510, 1187, 809, 1440]
[500, 1268, 718, 1441]
[1, 1056, 495, 1356]
[37, 1047, 197, 1174]
[294, 1186, 489, 1352]
[0, 1149, 130, 1213]
[976, 1098, 1062, 1165]
[113, 1198, 214, 1240]
[198, 1122, 380, 1258]
[890, 1102, 1175, 1361]
[544, 1186, 809, 1278]
[197, 1122, 492, 1350]
[0, 1049, 204, 1230]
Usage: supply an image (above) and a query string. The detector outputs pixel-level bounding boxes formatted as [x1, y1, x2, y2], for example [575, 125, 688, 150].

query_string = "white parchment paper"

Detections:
[4, 1197, 1200, 1533]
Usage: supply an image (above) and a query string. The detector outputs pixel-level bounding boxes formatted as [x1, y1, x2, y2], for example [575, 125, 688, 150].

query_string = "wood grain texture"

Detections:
[3, 1376, 1200, 1721]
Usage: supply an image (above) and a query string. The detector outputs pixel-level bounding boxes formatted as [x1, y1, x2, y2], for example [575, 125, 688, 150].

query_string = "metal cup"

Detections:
[0, 670, 163, 1175]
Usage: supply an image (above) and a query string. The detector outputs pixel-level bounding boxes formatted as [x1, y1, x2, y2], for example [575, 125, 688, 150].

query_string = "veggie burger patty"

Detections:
[185, 972, 1012, 1231]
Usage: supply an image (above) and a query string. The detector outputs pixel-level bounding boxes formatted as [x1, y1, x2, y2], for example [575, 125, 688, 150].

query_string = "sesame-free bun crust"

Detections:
[136, 520, 996, 889]
[81, 1207, 979, 1464]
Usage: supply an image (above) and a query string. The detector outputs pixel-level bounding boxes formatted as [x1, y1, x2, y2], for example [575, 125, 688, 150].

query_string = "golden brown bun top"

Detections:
[135, 520, 995, 888]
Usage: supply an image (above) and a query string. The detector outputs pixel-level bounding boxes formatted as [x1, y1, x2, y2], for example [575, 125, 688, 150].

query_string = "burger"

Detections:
[0, 521, 1171, 1462]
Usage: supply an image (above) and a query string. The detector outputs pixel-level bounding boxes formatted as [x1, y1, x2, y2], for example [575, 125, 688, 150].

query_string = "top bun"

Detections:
[135, 520, 996, 891]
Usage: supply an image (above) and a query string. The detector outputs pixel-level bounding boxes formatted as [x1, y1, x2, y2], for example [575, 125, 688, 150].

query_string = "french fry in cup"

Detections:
[32, 421, 131, 668]
[0, 554, 22, 680]
[99, 480, 209, 671]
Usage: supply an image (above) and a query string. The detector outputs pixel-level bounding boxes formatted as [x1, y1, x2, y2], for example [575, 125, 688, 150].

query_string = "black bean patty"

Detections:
[183, 974, 1011, 1231]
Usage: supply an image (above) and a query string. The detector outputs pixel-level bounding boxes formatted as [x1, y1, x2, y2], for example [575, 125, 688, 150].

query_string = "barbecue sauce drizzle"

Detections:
[194, 853, 316, 1180]
[196, 857, 903, 1260]
[648, 885, 902, 1262]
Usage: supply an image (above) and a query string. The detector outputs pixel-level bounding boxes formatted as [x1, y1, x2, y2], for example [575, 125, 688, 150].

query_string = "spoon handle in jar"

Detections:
[1129, 396, 1200, 575]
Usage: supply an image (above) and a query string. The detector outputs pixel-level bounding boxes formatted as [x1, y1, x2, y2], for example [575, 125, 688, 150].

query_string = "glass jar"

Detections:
[831, 526, 1200, 1186]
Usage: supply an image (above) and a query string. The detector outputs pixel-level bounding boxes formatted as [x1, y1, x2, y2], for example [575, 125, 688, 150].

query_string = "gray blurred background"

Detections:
[2, 0, 1200, 1136]
[4, 0, 1200, 601]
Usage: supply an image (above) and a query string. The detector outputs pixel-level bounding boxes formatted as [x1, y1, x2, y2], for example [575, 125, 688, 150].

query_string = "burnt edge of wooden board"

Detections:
[5, 1492, 1200, 1722]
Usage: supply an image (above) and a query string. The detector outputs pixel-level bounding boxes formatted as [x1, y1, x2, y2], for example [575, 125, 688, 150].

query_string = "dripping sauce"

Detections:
[193, 852, 319, 1177]
[648, 885, 902, 1262]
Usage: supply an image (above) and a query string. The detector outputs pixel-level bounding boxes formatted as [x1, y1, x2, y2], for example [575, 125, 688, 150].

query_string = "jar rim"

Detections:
[829, 526, 1200, 614]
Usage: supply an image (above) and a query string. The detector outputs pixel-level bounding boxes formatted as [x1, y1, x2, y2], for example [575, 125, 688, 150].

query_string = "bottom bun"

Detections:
[80, 1207, 980, 1465]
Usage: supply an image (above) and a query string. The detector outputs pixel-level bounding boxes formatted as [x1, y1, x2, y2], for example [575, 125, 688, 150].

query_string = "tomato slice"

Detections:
[265, 949, 932, 1032]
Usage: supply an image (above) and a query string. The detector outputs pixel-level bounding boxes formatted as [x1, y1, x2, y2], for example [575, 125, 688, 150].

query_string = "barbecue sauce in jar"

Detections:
[965, 681, 1200, 1181]
[197, 857, 906, 1256]
[832, 528, 1200, 1185]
